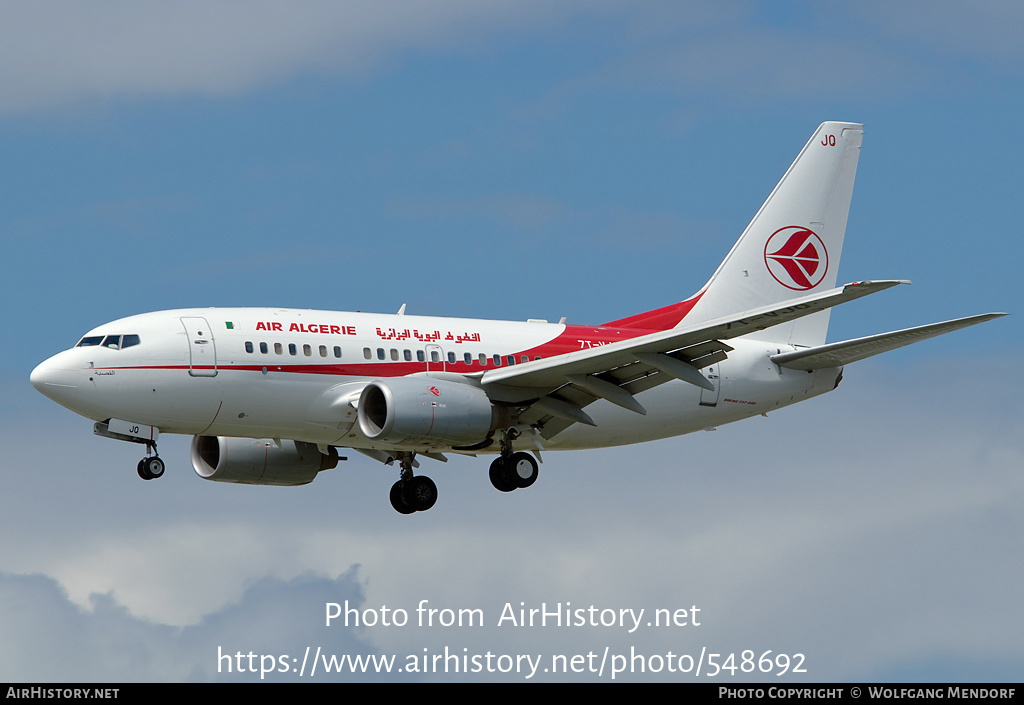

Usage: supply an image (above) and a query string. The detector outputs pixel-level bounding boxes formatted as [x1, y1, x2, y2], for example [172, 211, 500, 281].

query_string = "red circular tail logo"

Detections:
[764, 226, 828, 291]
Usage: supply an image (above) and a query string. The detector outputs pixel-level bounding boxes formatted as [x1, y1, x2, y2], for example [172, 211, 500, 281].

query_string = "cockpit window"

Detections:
[77, 334, 140, 350]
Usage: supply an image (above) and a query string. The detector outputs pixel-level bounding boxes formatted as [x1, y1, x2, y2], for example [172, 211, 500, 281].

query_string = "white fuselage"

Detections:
[31, 307, 841, 454]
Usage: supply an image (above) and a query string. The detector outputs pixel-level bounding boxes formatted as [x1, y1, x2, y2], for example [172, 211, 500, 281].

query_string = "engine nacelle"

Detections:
[191, 436, 339, 486]
[357, 377, 506, 446]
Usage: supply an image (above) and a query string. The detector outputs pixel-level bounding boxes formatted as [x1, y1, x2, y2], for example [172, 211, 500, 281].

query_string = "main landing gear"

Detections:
[488, 430, 539, 493]
[389, 452, 438, 515]
[489, 452, 539, 492]
[384, 432, 540, 514]
[136, 442, 165, 481]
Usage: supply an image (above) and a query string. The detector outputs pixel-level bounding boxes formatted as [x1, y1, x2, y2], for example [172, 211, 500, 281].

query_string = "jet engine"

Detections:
[357, 377, 507, 446]
[191, 435, 339, 486]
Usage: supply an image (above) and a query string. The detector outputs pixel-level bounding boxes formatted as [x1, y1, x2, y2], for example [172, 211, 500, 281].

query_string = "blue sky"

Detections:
[1, 1, 1021, 682]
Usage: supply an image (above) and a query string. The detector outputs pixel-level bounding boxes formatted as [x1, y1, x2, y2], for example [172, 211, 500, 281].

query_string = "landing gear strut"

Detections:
[488, 430, 539, 493]
[136, 442, 164, 480]
[389, 452, 438, 514]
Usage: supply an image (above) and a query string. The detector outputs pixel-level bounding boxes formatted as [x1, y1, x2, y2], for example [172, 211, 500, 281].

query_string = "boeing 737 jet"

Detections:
[31, 122, 1005, 514]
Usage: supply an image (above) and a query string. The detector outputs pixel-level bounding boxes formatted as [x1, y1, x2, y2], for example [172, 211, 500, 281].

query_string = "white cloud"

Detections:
[0, 571, 377, 681]
[0, 0, 594, 115]
[3, 1, 1017, 118]
[589, 25, 926, 102]
[850, 0, 1024, 64]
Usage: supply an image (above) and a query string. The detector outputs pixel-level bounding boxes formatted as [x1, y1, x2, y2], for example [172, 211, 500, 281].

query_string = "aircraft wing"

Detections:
[481, 280, 905, 432]
[769, 313, 1007, 371]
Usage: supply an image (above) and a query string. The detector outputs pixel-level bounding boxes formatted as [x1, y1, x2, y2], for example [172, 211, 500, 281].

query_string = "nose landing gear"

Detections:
[136, 443, 164, 480]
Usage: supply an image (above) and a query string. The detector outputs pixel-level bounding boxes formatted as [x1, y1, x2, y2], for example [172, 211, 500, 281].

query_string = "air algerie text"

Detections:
[254, 321, 356, 335]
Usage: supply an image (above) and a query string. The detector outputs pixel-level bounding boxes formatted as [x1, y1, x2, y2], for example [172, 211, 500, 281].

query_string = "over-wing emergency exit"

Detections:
[31, 122, 1006, 514]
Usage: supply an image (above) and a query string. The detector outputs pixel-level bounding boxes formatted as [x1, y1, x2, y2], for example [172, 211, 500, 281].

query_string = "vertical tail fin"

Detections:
[684, 121, 863, 346]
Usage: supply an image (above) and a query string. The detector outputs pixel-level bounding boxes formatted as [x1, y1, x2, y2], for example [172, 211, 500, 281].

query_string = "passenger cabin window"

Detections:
[260, 342, 268, 354]
[417, 350, 425, 362]
[245, 341, 254, 353]
[363, 348, 372, 360]
[303, 344, 312, 356]
[319, 345, 328, 357]
[334, 346, 342, 358]
[447, 352, 456, 364]
[289, 343, 297, 356]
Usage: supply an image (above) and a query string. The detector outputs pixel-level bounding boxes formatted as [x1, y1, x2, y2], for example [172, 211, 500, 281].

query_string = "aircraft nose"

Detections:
[30, 355, 80, 402]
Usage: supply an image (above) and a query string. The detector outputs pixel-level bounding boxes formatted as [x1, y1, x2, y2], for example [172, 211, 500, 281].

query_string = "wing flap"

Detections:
[483, 280, 904, 391]
[519, 385, 598, 429]
[770, 313, 1007, 370]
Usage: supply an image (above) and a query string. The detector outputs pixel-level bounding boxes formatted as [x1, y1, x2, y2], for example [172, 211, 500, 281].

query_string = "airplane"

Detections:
[30, 121, 1006, 514]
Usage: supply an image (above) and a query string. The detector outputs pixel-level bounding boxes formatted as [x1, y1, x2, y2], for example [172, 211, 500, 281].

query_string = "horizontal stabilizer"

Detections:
[770, 313, 1007, 370]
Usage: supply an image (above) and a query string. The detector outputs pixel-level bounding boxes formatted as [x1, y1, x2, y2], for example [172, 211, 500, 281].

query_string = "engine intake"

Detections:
[357, 378, 506, 446]
[191, 436, 339, 486]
